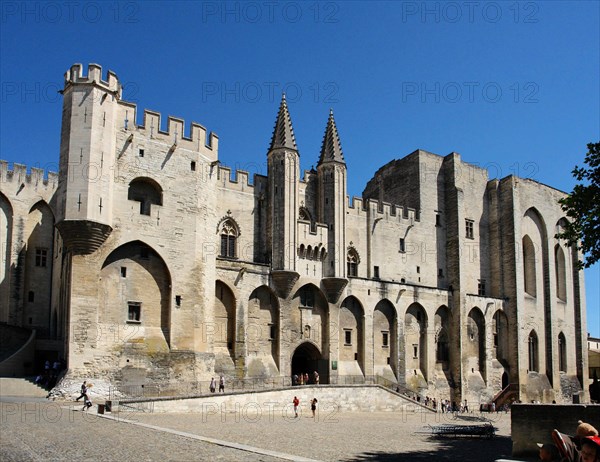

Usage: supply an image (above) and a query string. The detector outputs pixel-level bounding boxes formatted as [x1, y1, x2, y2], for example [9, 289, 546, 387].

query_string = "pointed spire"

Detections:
[269, 94, 298, 152]
[318, 109, 345, 165]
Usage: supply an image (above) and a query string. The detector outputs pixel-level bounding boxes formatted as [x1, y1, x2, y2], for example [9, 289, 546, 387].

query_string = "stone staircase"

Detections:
[0, 377, 49, 397]
[493, 383, 519, 408]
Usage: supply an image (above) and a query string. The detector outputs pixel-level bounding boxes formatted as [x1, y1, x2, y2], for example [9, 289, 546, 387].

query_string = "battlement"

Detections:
[216, 167, 270, 195]
[64, 64, 218, 153]
[346, 195, 420, 222]
[135, 110, 219, 152]
[0, 161, 58, 189]
[64, 63, 121, 97]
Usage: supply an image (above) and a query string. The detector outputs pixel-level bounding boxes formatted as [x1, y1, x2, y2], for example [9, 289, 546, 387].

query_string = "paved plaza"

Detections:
[0, 397, 519, 461]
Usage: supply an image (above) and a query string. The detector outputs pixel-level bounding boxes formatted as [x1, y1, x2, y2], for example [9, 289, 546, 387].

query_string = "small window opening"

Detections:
[127, 302, 141, 323]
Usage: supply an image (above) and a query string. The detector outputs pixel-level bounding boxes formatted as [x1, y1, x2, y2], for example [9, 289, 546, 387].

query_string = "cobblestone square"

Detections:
[1, 398, 517, 461]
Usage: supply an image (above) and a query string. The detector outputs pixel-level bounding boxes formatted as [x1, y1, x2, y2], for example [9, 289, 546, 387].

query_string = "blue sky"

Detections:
[1, 1, 598, 337]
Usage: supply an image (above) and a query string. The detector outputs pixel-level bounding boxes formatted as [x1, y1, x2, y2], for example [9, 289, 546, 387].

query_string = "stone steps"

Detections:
[0, 377, 49, 397]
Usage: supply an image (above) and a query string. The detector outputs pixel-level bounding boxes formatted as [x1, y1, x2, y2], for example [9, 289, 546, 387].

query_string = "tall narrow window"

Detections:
[558, 333, 567, 372]
[373, 266, 380, 279]
[465, 219, 474, 239]
[35, 248, 48, 267]
[555, 244, 567, 301]
[523, 235, 537, 296]
[347, 248, 359, 277]
[528, 331, 538, 372]
[399, 238, 405, 252]
[220, 219, 238, 258]
[344, 329, 352, 345]
[478, 280, 486, 296]
[382, 331, 389, 348]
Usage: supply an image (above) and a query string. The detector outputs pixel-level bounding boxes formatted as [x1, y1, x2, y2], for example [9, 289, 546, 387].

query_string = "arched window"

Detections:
[220, 220, 238, 258]
[298, 244, 306, 259]
[299, 207, 311, 221]
[347, 248, 359, 277]
[558, 332, 567, 372]
[555, 244, 567, 301]
[528, 331, 539, 372]
[523, 235, 537, 297]
[306, 245, 313, 260]
[128, 178, 163, 216]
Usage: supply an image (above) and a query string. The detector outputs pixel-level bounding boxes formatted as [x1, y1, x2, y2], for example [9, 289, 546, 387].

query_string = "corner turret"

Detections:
[55, 64, 119, 254]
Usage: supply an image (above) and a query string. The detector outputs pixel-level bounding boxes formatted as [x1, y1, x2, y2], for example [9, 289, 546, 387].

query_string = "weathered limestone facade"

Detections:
[0, 64, 589, 404]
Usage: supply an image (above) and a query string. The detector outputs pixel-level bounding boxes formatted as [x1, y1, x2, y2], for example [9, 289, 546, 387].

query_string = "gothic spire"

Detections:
[318, 109, 345, 164]
[268, 94, 298, 152]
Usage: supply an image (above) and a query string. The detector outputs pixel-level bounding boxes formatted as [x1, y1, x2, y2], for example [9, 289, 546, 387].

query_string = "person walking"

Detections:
[293, 396, 300, 418]
[209, 377, 216, 393]
[219, 375, 225, 393]
[75, 381, 88, 402]
[310, 398, 318, 418]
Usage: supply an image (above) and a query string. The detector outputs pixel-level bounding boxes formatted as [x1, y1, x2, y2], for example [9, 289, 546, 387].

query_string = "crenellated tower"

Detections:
[267, 95, 300, 271]
[317, 109, 347, 277]
[55, 63, 120, 253]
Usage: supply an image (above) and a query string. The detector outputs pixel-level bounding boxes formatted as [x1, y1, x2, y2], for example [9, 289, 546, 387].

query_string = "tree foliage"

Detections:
[556, 142, 600, 269]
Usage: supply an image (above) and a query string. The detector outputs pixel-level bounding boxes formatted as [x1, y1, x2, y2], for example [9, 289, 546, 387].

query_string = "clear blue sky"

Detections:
[1, 1, 598, 337]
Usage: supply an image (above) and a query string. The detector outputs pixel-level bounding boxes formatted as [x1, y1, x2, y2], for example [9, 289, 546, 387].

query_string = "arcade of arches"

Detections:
[213, 280, 515, 402]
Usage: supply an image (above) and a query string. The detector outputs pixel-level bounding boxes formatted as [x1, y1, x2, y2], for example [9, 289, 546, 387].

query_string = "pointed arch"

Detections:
[347, 246, 360, 277]
[292, 283, 329, 354]
[340, 296, 365, 375]
[435, 305, 451, 366]
[299, 206, 311, 222]
[248, 285, 280, 375]
[374, 299, 397, 379]
[558, 332, 567, 372]
[405, 303, 428, 378]
[528, 330, 539, 372]
[101, 240, 172, 348]
[0, 192, 13, 323]
[493, 310, 509, 364]
[218, 217, 239, 259]
[554, 244, 567, 301]
[522, 235, 537, 296]
[467, 307, 486, 377]
[23, 201, 55, 335]
[215, 279, 236, 358]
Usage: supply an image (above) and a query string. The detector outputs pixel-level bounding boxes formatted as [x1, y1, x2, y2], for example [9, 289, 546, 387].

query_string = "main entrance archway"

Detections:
[291, 342, 328, 384]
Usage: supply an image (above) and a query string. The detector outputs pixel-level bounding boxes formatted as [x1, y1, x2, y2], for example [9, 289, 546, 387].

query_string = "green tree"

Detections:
[556, 142, 600, 269]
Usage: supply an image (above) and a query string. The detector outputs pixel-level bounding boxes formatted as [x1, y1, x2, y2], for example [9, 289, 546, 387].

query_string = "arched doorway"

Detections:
[502, 371, 509, 389]
[291, 342, 327, 384]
